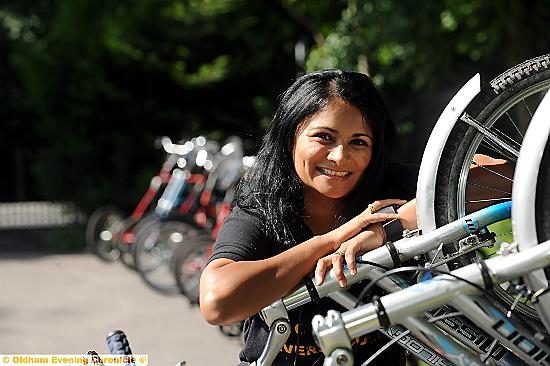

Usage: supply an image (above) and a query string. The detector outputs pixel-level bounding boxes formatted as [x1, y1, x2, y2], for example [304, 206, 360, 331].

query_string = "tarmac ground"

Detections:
[0, 230, 242, 366]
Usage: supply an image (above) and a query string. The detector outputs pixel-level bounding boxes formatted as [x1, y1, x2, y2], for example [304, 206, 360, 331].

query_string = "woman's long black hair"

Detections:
[234, 70, 396, 249]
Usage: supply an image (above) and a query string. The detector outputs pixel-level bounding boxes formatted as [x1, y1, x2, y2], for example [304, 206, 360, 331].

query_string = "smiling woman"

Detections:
[199, 70, 416, 365]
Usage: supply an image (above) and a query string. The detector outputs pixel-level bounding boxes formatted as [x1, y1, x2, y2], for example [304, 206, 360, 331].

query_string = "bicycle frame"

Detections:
[312, 239, 550, 366]
[131, 136, 192, 222]
[254, 201, 512, 366]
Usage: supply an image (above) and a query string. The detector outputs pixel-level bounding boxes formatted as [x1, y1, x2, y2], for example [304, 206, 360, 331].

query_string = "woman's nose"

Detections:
[327, 144, 347, 163]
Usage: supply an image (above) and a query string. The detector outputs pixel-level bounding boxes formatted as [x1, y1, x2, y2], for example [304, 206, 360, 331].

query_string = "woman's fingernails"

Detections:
[338, 280, 346, 287]
[350, 268, 356, 276]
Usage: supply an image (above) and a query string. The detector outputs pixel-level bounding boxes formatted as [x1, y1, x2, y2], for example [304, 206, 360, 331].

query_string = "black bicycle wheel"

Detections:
[85, 205, 124, 262]
[173, 235, 212, 305]
[133, 217, 205, 295]
[117, 215, 158, 270]
[434, 54, 550, 322]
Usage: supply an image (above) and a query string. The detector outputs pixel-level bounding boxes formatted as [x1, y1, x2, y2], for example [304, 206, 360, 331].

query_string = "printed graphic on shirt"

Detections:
[279, 322, 384, 357]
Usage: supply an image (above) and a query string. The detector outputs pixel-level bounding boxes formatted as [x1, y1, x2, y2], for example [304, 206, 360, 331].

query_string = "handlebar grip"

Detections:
[106, 330, 133, 355]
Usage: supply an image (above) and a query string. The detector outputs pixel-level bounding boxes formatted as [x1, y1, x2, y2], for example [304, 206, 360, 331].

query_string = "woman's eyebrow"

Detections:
[311, 126, 373, 139]
[352, 132, 373, 141]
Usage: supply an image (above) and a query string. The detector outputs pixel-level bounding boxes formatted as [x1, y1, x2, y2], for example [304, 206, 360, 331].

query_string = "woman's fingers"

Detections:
[365, 199, 408, 214]
[318, 220, 393, 287]
[315, 256, 333, 285]
[331, 251, 347, 287]
[315, 251, 349, 287]
[363, 212, 399, 225]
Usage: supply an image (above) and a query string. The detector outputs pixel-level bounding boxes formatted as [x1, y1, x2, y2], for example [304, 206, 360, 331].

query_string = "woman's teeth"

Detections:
[319, 167, 349, 177]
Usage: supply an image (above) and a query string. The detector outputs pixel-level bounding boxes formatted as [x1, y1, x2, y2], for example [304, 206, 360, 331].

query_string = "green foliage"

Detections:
[1, 0, 549, 209]
[305, 0, 549, 159]
[1, 0, 307, 210]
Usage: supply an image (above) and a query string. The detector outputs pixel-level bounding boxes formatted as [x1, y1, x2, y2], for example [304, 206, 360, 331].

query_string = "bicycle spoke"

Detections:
[470, 161, 514, 183]
[461, 113, 520, 159]
[466, 181, 511, 195]
[479, 126, 522, 162]
[466, 197, 511, 204]
[504, 110, 525, 140]
[521, 98, 533, 119]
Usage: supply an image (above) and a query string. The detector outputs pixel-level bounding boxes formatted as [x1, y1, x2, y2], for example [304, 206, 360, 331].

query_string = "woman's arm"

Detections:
[199, 199, 402, 325]
[314, 199, 417, 287]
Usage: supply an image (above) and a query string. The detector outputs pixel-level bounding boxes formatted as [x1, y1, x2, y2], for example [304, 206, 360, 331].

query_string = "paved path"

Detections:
[0, 238, 242, 366]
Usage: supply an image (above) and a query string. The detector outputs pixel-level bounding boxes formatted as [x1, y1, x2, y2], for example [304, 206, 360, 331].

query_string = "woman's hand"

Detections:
[315, 199, 417, 287]
[315, 222, 386, 287]
[327, 199, 406, 247]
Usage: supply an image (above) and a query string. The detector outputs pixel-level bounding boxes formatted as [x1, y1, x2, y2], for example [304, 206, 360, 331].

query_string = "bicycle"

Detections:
[87, 55, 550, 366]
[132, 136, 247, 295]
[85, 330, 185, 366]
[85, 136, 182, 263]
[251, 54, 550, 366]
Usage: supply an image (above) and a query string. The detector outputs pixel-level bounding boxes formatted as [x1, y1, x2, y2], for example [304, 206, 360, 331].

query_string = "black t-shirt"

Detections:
[209, 163, 418, 365]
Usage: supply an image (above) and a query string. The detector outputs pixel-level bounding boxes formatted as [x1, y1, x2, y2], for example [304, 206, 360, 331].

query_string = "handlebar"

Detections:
[106, 330, 133, 356]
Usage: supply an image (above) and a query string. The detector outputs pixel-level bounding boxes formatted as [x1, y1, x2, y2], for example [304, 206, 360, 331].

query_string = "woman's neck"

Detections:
[303, 189, 344, 235]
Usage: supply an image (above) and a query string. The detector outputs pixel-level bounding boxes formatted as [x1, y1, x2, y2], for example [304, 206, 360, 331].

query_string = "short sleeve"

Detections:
[209, 206, 275, 263]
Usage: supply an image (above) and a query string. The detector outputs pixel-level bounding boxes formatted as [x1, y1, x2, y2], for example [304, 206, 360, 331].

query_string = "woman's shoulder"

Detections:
[210, 204, 276, 261]
[228, 204, 266, 225]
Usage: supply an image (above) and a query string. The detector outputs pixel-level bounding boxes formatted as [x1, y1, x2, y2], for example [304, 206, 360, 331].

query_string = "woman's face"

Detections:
[293, 97, 374, 201]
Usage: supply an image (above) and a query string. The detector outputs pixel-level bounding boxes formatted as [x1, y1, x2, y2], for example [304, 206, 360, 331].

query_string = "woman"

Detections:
[200, 70, 419, 365]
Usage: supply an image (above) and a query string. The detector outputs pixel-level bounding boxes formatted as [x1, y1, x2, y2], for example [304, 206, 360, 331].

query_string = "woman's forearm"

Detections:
[200, 233, 336, 325]
[200, 207, 400, 324]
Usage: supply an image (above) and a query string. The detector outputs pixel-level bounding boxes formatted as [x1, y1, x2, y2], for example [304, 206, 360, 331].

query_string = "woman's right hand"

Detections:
[328, 199, 407, 245]
[318, 198, 409, 286]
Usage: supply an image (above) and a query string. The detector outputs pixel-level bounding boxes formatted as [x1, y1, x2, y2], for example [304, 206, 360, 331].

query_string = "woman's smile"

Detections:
[317, 167, 351, 178]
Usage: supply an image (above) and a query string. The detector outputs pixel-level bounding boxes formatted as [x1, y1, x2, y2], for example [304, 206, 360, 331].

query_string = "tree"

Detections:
[305, 0, 550, 159]
[3, 0, 313, 210]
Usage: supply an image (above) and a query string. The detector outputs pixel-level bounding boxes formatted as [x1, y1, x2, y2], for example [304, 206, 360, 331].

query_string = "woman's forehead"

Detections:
[299, 99, 372, 133]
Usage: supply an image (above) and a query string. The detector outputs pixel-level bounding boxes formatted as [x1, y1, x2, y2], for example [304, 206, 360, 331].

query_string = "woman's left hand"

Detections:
[315, 223, 385, 287]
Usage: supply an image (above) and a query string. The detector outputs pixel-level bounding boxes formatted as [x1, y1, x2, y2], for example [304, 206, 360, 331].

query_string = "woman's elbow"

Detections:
[199, 272, 238, 325]
[199, 292, 223, 325]
[199, 286, 234, 326]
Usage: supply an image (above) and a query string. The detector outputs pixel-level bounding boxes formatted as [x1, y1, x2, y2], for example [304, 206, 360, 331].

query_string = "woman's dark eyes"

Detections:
[313, 134, 370, 147]
[314, 133, 332, 140]
[351, 139, 369, 146]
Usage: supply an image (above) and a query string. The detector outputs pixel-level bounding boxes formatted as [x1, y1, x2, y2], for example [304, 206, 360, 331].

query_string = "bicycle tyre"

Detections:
[117, 215, 158, 270]
[434, 54, 550, 322]
[85, 205, 124, 262]
[133, 217, 205, 295]
[173, 235, 212, 305]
